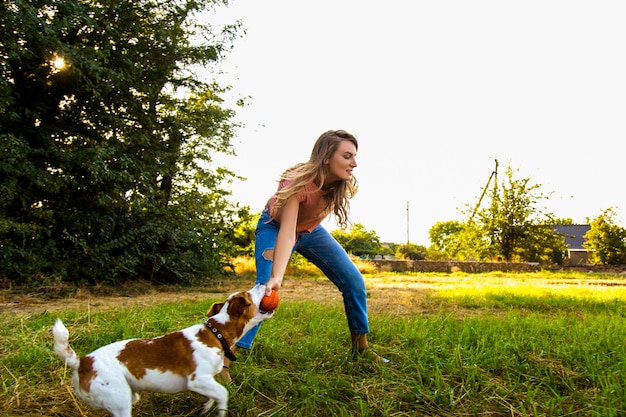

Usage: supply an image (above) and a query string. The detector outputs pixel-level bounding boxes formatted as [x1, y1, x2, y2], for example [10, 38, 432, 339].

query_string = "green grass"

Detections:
[2, 272, 626, 416]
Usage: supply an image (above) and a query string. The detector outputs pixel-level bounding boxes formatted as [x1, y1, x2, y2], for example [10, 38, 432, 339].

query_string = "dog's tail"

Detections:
[52, 319, 80, 370]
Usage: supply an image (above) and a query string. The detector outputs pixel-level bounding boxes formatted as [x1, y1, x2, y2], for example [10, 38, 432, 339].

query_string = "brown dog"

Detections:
[52, 284, 274, 417]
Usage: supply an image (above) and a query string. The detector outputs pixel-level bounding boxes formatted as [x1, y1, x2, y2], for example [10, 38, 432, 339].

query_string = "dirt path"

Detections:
[0, 275, 428, 317]
[3, 273, 624, 318]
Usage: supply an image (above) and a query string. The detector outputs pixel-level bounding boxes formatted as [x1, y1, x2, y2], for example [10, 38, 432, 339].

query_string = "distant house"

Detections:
[553, 224, 591, 265]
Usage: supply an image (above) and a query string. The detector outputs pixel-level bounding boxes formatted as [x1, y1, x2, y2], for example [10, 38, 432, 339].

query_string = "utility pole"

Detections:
[451, 159, 499, 258]
[406, 201, 410, 244]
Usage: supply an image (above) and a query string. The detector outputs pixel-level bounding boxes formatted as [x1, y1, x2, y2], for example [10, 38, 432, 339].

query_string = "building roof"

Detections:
[553, 224, 591, 250]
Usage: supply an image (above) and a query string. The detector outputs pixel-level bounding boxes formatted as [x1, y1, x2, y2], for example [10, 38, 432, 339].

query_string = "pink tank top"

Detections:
[267, 180, 329, 233]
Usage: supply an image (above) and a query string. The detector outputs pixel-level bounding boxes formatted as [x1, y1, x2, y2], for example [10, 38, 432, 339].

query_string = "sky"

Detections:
[209, 0, 626, 245]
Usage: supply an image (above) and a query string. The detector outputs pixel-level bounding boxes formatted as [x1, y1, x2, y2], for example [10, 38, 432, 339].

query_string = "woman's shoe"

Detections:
[353, 347, 390, 364]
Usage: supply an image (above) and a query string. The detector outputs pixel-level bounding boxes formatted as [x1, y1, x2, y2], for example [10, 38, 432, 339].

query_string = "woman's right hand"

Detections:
[265, 275, 283, 295]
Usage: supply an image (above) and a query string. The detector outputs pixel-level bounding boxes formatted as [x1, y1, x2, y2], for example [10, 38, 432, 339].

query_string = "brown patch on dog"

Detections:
[227, 292, 254, 319]
[197, 292, 256, 350]
[206, 302, 224, 318]
[77, 356, 97, 393]
[195, 326, 223, 351]
[117, 332, 196, 379]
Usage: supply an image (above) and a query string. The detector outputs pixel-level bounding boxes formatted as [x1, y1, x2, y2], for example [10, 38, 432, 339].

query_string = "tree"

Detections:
[429, 220, 464, 256]
[516, 222, 566, 264]
[440, 165, 565, 263]
[474, 165, 565, 262]
[226, 208, 259, 257]
[474, 165, 566, 262]
[584, 208, 626, 265]
[1, 0, 242, 284]
[428, 220, 488, 261]
[378, 242, 397, 259]
[331, 223, 381, 258]
[395, 242, 427, 260]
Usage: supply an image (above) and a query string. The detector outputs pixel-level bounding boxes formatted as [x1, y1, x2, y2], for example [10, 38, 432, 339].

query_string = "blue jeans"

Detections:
[236, 208, 370, 349]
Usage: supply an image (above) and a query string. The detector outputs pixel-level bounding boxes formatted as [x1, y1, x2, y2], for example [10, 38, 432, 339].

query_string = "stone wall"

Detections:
[371, 259, 539, 273]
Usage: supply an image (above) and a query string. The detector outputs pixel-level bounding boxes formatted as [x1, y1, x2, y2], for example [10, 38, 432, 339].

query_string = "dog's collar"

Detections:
[204, 319, 237, 361]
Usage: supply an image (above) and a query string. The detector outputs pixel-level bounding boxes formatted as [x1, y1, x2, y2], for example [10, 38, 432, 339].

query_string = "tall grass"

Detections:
[1, 272, 625, 416]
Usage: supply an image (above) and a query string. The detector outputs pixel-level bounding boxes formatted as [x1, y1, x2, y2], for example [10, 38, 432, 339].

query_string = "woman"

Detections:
[222, 129, 387, 383]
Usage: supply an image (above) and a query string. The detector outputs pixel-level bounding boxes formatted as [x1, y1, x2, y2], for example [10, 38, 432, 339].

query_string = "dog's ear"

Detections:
[206, 302, 225, 318]
[226, 293, 252, 318]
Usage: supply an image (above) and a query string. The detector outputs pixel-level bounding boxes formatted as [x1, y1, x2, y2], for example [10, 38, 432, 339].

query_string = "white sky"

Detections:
[209, 0, 626, 245]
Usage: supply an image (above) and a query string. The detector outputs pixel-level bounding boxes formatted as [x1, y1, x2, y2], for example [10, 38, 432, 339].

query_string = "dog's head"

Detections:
[206, 284, 274, 336]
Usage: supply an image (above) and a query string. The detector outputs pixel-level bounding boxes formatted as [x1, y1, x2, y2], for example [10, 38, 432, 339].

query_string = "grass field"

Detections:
[1, 271, 625, 416]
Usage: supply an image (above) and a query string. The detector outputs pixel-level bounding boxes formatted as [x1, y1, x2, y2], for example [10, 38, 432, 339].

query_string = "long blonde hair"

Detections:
[273, 130, 359, 228]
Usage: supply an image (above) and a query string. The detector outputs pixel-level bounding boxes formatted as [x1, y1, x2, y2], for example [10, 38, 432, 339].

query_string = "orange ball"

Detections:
[260, 289, 280, 311]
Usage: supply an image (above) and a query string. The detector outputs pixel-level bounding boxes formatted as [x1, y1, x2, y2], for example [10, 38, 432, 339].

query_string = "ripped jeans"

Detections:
[236, 208, 370, 349]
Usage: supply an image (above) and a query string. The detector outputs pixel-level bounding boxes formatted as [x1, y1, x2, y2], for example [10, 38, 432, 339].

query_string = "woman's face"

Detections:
[325, 140, 357, 183]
